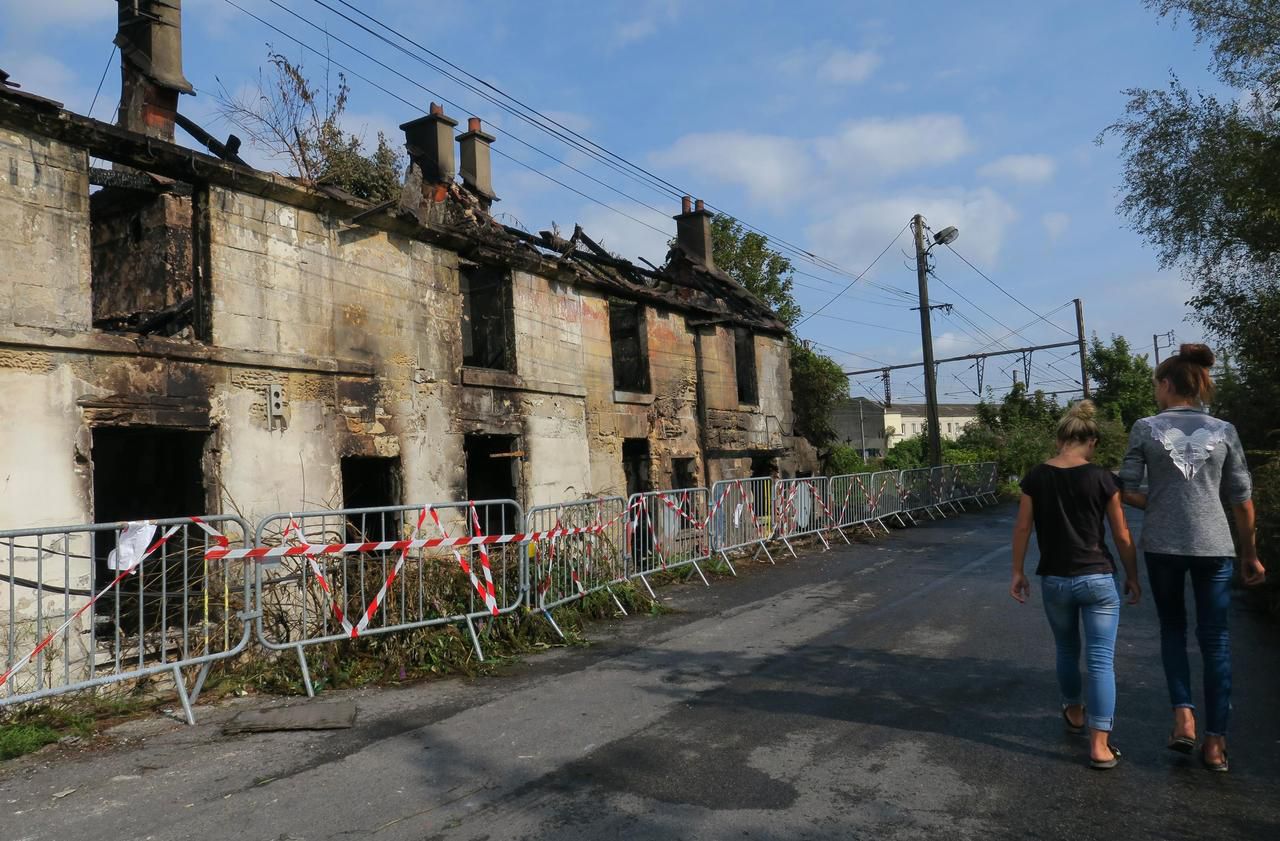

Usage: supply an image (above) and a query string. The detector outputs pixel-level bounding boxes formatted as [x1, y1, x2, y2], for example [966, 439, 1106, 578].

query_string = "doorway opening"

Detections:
[622, 438, 651, 499]
[464, 434, 521, 533]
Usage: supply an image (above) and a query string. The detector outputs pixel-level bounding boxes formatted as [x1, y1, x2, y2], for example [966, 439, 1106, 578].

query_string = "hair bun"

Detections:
[1179, 343, 1215, 367]
[1067, 399, 1097, 420]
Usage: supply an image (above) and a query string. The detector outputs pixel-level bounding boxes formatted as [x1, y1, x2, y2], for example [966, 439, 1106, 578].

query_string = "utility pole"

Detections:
[1153, 330, 1174, 364]
[912, 214, 943, 467]
[858, 399, 867, 461]
[1074, 298, 1090, 398]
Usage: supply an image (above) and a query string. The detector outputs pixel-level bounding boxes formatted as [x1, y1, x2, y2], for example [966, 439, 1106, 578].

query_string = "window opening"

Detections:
[609, 299, 650, 393]
[464, 434, 521, 532]
[460, 264, 514, 371]
[91, 427, 209, 631]
[734, 327, 758, 405]
[340, 456, 402, 543]
[622, 439, 651, 499]
[89, 175, 208, 341]
[672, 457, 697, 490]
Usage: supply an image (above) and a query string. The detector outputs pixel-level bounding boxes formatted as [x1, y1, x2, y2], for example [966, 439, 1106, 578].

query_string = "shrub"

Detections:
[824, 445, 866, 476]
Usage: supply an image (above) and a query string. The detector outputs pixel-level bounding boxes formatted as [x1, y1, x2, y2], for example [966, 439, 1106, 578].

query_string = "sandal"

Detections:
[1061, 706, 1086, 736]
[1090, 744, 1122, 770]
[1167, 732, 1196, 754]
[1202, 748, 1229, 773]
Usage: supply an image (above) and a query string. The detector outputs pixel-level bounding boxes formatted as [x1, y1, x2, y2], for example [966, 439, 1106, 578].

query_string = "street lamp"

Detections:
[912, 215, 958, 468]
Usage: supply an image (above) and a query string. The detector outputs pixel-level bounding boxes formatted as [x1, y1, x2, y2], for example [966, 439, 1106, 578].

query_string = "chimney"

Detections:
[457, 116, 498, 203]
[115, 0, 194, 141]
[674, 197, 715, 269]
[400, 102, 458, 184]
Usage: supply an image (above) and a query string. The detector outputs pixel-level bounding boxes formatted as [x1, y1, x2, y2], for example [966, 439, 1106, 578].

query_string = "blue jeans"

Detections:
[1145, 553, 1232, 737]
[1041, 574, 1120, 732]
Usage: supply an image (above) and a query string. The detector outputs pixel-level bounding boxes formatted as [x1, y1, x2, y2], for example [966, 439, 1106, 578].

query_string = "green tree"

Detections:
[710, 215, 802, 328]
[1086, 335, 1157, 428]
[1104, 0, 1280, 447]
[824, 445, 866, 476]
[217, 49, 404, 202]
[706, 214, 845, 447]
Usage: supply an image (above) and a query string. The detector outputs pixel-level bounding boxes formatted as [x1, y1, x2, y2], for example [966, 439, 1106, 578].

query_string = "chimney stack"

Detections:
[400, 102, 459, 185]
[115, 0, 194, 140]
[674, 196, 715, 269]
[457, 116, 497, 204]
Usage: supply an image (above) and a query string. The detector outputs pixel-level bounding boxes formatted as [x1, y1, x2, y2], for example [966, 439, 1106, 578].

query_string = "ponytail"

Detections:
[1155, 343, 1216, 405]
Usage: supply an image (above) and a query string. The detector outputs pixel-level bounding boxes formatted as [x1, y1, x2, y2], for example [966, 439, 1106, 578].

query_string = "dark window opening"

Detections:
[622, 438, 651, 499]
[608, 299, 650, 393]
[734, 327, 759, 405]
[750, 455, 776, 479]
[672, 457, 697, 490]
[460, 264, 514, 371]
[89, 174, 208, 341]
[340, 456, 402, 542]
[91, 427, 209, 628]
[464, 434, 521, 532]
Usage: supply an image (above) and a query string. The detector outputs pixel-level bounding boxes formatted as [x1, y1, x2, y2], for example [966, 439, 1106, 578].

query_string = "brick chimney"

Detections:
[674, 197, 715, 269]
[457, 117, 497, 203]
[400, 102, 459, 184]
[115, 0, 194, 140]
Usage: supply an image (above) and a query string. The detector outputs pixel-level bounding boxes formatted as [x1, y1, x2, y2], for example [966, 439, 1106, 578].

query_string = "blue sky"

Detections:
[3, 1, 1223, 402]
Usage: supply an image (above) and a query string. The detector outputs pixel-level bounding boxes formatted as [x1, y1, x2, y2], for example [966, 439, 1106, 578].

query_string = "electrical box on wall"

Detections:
[267, 384, 286, 430]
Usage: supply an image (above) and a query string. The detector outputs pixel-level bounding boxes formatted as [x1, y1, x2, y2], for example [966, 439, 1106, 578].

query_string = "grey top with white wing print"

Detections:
[1119, 406, 1253, 556]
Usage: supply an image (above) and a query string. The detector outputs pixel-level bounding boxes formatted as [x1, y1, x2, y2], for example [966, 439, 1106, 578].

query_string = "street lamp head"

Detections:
[933, 226, 960, 246]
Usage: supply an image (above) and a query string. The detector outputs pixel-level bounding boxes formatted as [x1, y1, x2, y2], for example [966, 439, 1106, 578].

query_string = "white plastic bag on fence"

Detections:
[107, 521, 156, 572]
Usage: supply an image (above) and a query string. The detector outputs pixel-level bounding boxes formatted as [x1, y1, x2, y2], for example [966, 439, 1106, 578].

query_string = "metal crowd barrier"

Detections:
[773, 477, 838, 554]
[627, 487, 713, 595]
[1, 515, 253, 724]
[1, 462, 1006, 715]
[707, 477, 777, 565]
[526, 496, 630, 636]
[254, 499, 524, 696]
[827, 472, 879, 537]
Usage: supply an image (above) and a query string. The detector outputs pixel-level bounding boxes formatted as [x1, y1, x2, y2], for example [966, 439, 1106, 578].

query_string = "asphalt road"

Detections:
[3, 503, 1278, 841]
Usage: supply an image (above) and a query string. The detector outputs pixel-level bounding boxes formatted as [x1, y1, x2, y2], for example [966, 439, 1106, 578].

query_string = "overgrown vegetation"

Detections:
[216, 48, 404, 202]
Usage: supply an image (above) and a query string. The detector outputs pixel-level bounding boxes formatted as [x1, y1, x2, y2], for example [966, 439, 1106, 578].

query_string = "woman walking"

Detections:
[1119, 344, 1263, 772]
[1010, 400, 1141, 770]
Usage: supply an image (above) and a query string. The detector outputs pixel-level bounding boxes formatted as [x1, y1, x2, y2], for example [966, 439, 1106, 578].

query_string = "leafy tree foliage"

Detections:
[824, 444, 867, 476]
[1087, 336, 1158, 428]
[707, 214, 845, 447]
[709, 215, 802, 329]
[1105, 1, 1280, 447]
[217, 49, 404, 202]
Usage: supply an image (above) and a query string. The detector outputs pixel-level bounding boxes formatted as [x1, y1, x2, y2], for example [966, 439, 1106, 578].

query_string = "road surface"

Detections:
[3, 504, 1278, 840]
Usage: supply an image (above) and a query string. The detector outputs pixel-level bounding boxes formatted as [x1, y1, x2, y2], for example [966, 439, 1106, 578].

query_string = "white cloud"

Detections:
[815, 114, 972, 177]
[978, 153, 1056, 184]
[1, 53, 90, 113]
[5, 1, 113, 31]
[807, 187, 1018, 270]
[818, 49, 881, 85]
[1042, 211, 1070, 242]
[614, 0, 683, 45]
[651, 132, 809, 206]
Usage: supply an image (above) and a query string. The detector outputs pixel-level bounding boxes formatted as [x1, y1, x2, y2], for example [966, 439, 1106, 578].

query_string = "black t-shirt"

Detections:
[1019, 463, 1118, 577]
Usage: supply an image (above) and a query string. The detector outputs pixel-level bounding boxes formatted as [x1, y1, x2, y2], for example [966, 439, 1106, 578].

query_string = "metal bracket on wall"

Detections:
[267, 384, 286, 430]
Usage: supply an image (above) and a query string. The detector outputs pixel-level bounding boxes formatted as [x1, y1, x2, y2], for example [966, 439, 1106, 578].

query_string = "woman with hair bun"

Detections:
[1119, 343, 1263, 773]
[1011, 399, 1140, 770]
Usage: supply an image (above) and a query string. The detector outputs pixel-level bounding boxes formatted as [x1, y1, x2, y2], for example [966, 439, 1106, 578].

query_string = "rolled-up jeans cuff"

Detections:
[1088, 715, 1113, 732]
[1173, 703, 1196, 710]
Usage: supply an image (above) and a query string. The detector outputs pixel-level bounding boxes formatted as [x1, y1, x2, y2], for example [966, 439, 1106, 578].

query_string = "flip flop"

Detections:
[1090, 744, 1122, 770]
[1062, 706, 1086, 736]
[1167, 733, 1196, 754]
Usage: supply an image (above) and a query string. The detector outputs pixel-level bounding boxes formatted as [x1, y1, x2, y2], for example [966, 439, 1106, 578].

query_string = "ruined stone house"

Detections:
[0, 2, 809, 540]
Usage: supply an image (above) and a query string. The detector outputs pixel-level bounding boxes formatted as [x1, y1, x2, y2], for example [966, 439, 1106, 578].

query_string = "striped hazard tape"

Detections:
[429, 504, 499, 617]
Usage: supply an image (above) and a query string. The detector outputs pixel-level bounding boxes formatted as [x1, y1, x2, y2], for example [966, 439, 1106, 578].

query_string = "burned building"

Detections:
[0, 2, 808, 540]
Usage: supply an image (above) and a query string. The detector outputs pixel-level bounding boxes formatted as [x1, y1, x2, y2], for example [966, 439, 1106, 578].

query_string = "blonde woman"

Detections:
[1119, 344, 1262, 773]
[1011, 400, 1140, 769]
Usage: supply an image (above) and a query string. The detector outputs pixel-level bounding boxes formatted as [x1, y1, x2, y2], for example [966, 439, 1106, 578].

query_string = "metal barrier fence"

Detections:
[1, 515, 253, 723]
[707, 477, 777, 565]
[1, 463, 1002, 714]
[526, 496, 630, 635]
[627, 488, 713, 595]
[253, 499, 524, 696]
[773, 477, 837, 554]
[827, 473, 879, 537]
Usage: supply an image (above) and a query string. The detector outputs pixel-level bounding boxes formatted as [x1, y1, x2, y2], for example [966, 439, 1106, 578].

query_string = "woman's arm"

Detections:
[1232, 500, 1266, 586]
[1010, 494, 1034, 603]
[1119, 421, 1148, 508]
[1106, 491, 1141, 604]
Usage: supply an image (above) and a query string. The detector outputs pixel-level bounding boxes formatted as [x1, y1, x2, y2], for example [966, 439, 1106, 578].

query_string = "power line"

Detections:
[795, 222, 912, 326]
[942, 243, 1076, 339]
[87, 45, 117, 118]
